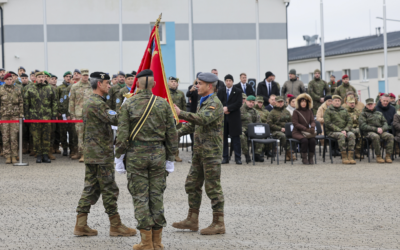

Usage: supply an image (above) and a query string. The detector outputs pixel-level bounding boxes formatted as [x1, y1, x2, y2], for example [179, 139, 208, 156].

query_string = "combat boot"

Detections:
[347, 151, 356, 164]
[255, 154, 264, 162]
[109, 214, 137, 237]
[301, 153, 308, 164]
[79, 155, 84, 162]
[244, 154, 251, 164]
[11, 157, 18, 164]
[71, 153, 81, 160]
[48, 151, 56, 160]
[376, 155, 385, 164]
[29, 150, 36, 156]
[354, 150, 362, 159]
[22, 142, 28, 154]
[133, 229, 153, 250]
[6, 157, 11, 164]
[291, 151, 297, 160]
[172, 208, 199, 231]
[308, 152, 314, 165]
[54, 148, 61, 154]
[0, 146, 3, 156]
[42, 154, 51, 163]
[285, 151, 292, 161]
[74, 213, 98, 236]
[51, 148, 55, 154]
[200, 212, 225, 235]
[152, 228, 164, 250]
[63, 148, 68, 156]
[341, 151, 350, 164]
[385, 154, 393, 163]
[36, 155, 42, 163]
[175, 151, 182, 162]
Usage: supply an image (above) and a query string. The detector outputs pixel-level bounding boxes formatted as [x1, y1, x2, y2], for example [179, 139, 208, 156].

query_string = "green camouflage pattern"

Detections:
[327, 131, 356, 151]
[31, 123, 51, 155]
[308, 78, 331, 115]
[254, 104, 272, 152]
[328, 81, 337, 93]
[83, 93, 118, 164]
[346, 106, 362, 151]
[323, 105, 352, 134]
[365, 132, 394, 156]
[0, 84, 24, 117]
[76, 163, 119, 216]
[178, 93, 224, 212]
[169, 88, 186, 110]
[106, 83, 125, 111]
[266, 106, 292, 150]
[23, 82, 57, 120]
[334, 83, 358, 104]
[115, 86, 130, 111]
[240, 102, 262, 155]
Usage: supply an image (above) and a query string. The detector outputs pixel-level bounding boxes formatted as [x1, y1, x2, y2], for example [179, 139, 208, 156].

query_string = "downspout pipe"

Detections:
[286, 2, 290, 79]
[317, 57, 322, 73]
[0, 6, 4, 68]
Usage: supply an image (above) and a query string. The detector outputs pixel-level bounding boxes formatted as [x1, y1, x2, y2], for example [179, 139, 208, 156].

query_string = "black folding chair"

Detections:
[322, 125, 339, 164]
[247, 123, 279, 165]
[359, 129, 392, 162]
[284, 122, 317, 165]
[314, 121, 324, 156]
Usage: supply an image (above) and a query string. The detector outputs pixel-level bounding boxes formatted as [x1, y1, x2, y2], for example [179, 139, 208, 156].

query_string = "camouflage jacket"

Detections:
[240, 102, 261, 134]
[345, 106, 361, 128]
[115, 86, 131, 111]
[115, 89, 178, 161]
[178, 93, 224, 160]
[22, 83, 35, 119]
[255, 104, 269, 123]
[59, 85, 72, 116]
[56, 81, 70, 110]
[266, 106, 291, 132]
[169, 88, 186, 111]
[328, 81, 337, 93]
[323, 105, 352, 133]
[334, 83, 358, 104]
[0, 84, 24, 118]
[308, 78, 330, 109]
[106, 83, 125, 111]
[83, 93, 118, 164]
[359, 107, 389, 133]
[69, 80, 91, 119]
[23, 82, 57, 120]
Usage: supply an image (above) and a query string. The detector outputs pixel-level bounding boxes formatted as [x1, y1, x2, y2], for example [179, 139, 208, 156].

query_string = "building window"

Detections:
[309, 73, 314, 80]
[326, 70, 333, 80]
[361, 68, 369, 81]
[343, 69, 351, 79]
[379, 66, 385, 79]
[150, 22, 166, 44]
[296, 74, 301, 81]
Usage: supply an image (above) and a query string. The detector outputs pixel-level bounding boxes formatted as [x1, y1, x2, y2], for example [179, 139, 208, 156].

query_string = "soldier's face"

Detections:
[98, 80, 111, 94]
[18, 69, 25, 76]
[240, 75, 247, 83]
[82, 75, 89, 81]
[367, 103, 374, 110]
[74, 72, 81, 80]
[36, 75, 45, 84]
[246, 100, 255, 108]
[257, 101, 264, 108]
[30, 74, 36, 82]
[225, 79, 233, 88]
[332, 99, 341, 107]
[0, 70, 5, 77]
[126, 77, 134, 87]
[12, 75, 18, 82]
[168, 80, 178, 89]
[5, 77, 13, 85]
[347, 102, 356, 108]
[50, 77, 57, 86]
[381, 96, 390, 107]
[314, 72, 320, 79]
[276, 101, 284, 108]
[343, 78, 349, 84]
[390, 97, 395, 102]
[330, 76, 335, 82]
[112, 78, 117, 85]
[197, 80, 212, 96]
[64, 75, 71, 83]
[118, 75, 125, 84]
[21, 77, 29, 84]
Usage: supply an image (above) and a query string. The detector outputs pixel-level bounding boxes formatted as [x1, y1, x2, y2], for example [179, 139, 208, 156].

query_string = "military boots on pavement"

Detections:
[109, 214, 136, 237]
[79, 155, 84, 163]
[6, 157, 11, 164]
[71, 153, 81, 160]
[341, 151, 350, 164]
[347, 151, 356, 164]
[152, 228, 164, 250]
[171, 208, 199, 231]
[376, 155, 385, 164]
[11, 157, 17, 164]
[175, 151, 182, 162]
[200, 212, 226, 235]
[385, 154, 392, 163]
[48, 151, 56, 160]
[42, 154, 51, 163]
[133, 229, 153, 250]
[74, 213, 98, 236]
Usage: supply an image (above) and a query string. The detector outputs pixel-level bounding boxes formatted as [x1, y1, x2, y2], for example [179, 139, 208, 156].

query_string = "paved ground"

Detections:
[1, 149, 400, 250]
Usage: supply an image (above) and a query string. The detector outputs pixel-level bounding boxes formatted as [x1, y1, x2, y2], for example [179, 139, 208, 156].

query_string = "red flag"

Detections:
[130, 15, 179, 123]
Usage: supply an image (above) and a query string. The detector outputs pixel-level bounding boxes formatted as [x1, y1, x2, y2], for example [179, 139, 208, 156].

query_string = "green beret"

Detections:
[63, 71, 72, 77]
[256, 96, 264, 102]
[246, 95, 256, 101]
[242, 93, 247, 99]
[332, 95, 342, 100]
[365, 98, 374, 104]
[275, 96, 284, 102]
[43, 71, 51, 77]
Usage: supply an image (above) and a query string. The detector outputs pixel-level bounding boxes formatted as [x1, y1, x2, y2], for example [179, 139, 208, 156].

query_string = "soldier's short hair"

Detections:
[240, 73, 247, 77]
[382, 94, 390, 98]
[138, 76, 155, 89]
[90, 77, 105, 90]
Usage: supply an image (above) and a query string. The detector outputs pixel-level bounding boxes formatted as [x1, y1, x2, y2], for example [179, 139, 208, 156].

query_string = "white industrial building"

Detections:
[289, 31, 400, 102]
[0, 0, 290, 92]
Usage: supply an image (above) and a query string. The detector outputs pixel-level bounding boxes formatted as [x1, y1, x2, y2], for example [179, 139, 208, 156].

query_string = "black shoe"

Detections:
[42, 154, 51, 163]
[265, 150, 273, 158]
[244, 154, 251, 164]
[63, 148, 68, 156]
[235, 160, 242, 165]
[255, 154, 264, 162]
[36, 155, 42, 163]
[222, 158, 229, 164]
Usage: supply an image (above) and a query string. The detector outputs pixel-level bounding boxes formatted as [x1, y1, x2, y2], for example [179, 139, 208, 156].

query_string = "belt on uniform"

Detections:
[130, 141, 163, 146]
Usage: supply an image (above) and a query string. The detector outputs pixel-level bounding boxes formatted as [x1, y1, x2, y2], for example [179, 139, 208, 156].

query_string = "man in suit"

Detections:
[234, 73, 255, 97]
[256, 71, 280, 107]
[266, 94, 276, 112]
[222, 74, 243, 165]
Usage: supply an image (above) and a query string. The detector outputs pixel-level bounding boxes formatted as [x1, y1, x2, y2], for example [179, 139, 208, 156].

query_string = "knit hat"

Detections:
[314, 69, 321, 74]
[289, 69, 296, 75]
[224, 74, 234, 81]
[265, 71, 274, 79]
[324, 95, 332, 102]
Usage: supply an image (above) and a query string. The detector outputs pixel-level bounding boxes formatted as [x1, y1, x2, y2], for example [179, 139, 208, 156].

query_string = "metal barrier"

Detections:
[13, 118, 28, 166]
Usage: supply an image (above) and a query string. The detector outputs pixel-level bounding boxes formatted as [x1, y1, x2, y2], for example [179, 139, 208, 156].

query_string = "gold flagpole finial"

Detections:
[155, 13, 162, 27]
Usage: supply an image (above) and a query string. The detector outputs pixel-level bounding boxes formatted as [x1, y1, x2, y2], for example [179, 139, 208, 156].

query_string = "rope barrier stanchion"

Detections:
[14, 118, 29, 166]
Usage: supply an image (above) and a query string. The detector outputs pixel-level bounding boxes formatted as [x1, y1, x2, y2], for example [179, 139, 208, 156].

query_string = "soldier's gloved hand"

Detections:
[114, 154, 126, 174]
[166, 161, 175, 173]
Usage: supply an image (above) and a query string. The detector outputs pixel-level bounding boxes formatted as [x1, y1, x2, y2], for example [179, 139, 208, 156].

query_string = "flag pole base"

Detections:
[13, 163, 29, 166]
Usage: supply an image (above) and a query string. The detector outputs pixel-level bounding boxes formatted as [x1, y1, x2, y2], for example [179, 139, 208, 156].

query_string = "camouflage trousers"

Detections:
[271, 131, 291, 150]
[327, 131, 356, 151]
[60, 123, 77, 149]
[50, 123, 60, 149]
[31, 123, 51, 155]
[349, 128, 362, 152]
[1, 116, 19, 158]
[365, 132, 394, 156]
[76, 163, 119, 216]
[126, 143, 167, 229]
[240, 132, 262, 155]
[23, 122, 30, 146]
[186, 154, 224, 212]
[75, 119, 84, 153]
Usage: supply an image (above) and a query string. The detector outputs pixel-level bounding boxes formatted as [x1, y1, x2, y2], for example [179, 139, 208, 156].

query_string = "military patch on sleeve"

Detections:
[64, 95, 67, 99]
[106, 95, 110, 100]
[208, 106, 216, 110]
[205, 111, 211, 117]
[116, 98, 120, 103]
[69, 92, 71, 97]
[108, 110, 117, 115]
[60, 98, 63, 103]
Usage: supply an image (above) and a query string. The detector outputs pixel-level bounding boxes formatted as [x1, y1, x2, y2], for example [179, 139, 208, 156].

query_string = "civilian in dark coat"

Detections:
[186, 79, 199, 113]
[234, 73, 255, 97]
[257, 71, 280, 106]
[265, 94, 277, 112]
[375, 94, 396, 130]
[217, 80, 227, 106]
[222, 74, 243, 164]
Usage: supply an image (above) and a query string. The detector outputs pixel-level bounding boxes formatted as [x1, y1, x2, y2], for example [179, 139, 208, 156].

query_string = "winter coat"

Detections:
[375, 101, 396, 130]
[392, 112, 400, 142]
[282, 79, 305, 100]
[292, 93, 315, 140]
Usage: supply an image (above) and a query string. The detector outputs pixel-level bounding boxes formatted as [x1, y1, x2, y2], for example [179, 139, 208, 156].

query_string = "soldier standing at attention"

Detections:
[323, 95, 356, 164]
[328, 75, 337, 94]
[60, 80, 78, 157]
[0, 73, 23, 163]
[115, 72, 135, 111]
[345, 96, 362, 159]
[69, 69, 91, 162]
[308, 69, 330, 115]
[16, 66, 26, 85]
[57, 71, 71, 155]
[168, 76, 186, 162]
[172, 72, 225, 235]
[106, 71, 125, 110]
[115, 69, 178, 249]
[20, 73, 31, 154]
[46, 74, 59, 161]
[74, 72, 136, 237]
[111, 74, 118, 86]
[24, 71, 57, 163]
[334, 74, 358, 104]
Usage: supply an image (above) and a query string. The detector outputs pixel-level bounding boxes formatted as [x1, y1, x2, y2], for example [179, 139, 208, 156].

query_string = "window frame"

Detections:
[150, 22, 166, 45]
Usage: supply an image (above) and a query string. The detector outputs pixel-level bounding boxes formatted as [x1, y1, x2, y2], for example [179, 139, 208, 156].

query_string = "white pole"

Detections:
[42, 0, 48, 71]
[119, 0, 123, 71]
[188, 0, 194, 81]
[383, 0, 388, 92]
[320, 0, 325, 80]
[255, 0, 260, 82]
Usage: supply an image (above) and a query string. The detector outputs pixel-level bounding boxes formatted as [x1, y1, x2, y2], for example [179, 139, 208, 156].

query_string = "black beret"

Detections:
[30, 71, 35, 75]
[112, 74, 117, 79]
[136, 69, 153, 79]
[51, 74, 58, 79]
[35, 69, 40, 73]
[131, 71, 137, 76]
[117, 71, 125, 76]
[224, 74, 234, 81]
[125, 73, 134, 78]
[169, 76, 178, 81]
[90, 71, 110, 80]
[0, 68, 5, 72]
[9, 71, 17, 76]
[265, 71, 274, 78]
[18, 66, 26, 71]
[20, 73, 28, 78]
[74, 69, 81, 74]
[324, 95, 332, 102]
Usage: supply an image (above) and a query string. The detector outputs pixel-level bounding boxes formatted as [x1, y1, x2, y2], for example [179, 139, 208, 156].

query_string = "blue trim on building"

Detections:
[161, 22, 176, 79]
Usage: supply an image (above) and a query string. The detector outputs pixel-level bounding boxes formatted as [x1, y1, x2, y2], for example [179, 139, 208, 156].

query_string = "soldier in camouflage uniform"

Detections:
[345, 95, 362, 159]
[240, 95, 262, 163]
[266, 96, 295, 161]
[172, 72, 225, 236]
[69, 69, 91, 162]
[167, 76, 186, 162]
[47, 74, 59, 160]
[60, 82, 78, 157]
[359, 98, 393, 164]
[24, 71, 57, 163]
[110, 74, 118, 86]
[74, 71, 136, 238]
[328, 75, 337, 94]
[0, 73, 23, 163]
[254, 95, 272, 157]
[323, 95, 356, 164]
[115, 73, 135, 111]
[115, 70, 178, 249]
[308, 69, 331, 115]
[242, 92, 247, 104]
[57, 71, 71, 155]
[20, 73, 31, 154]
[334, 75, 358, 104]
[106, 71, 125, 111]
